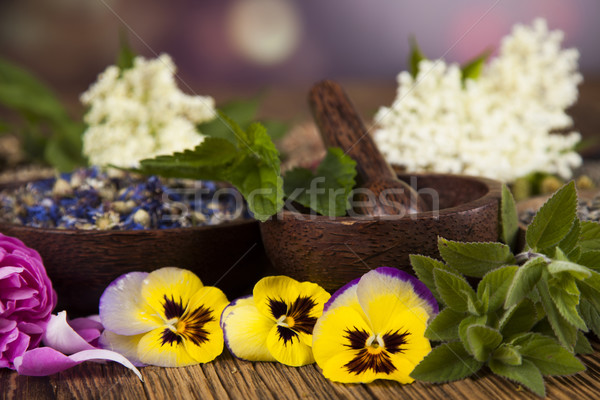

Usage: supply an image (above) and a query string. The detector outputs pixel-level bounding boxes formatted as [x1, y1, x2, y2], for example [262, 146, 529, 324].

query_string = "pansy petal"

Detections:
[174, 286, 228, 363]
[187, 286, 229, 319]
[99, 330, 145, 366]
[382, 354, 418, 384]
[383, 305, 429, 345]
[100, 272, 161, 335]
[312, 306, 372, 369]
[323, 277, 362, 313]
[220, 295, 253, 328]
[221, 299, 276, 362]
[13, 347, 142, 380]
[357, 268, 437, 333]
[254, 276, 301, 320]
[389, 332, 431, 367]
[181, 318, 224, 364]
[137, 327, 198, 367]
[318, 352, 379, 384]
[266, 324, 314, 366]
[42, 311, 96, 354]
[141, 267, 205, 319]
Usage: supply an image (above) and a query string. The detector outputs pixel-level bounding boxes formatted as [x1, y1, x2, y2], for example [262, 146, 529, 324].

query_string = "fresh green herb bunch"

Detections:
[410, 182, 599, 397]
[136, 113, 357, 221]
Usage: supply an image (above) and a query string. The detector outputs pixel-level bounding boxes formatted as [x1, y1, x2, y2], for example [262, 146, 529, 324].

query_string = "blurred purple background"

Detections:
[1, 0, 598, 97]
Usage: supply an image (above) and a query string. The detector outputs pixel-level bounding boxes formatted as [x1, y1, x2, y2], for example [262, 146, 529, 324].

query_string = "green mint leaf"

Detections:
[425, 308, 464, 341]
[558, 219, 581, 255]
[568, 247, 582, 262]
[577, 250, 600, 271]
[580, 221, 600, 250]
[466, 295, 484, 316]
[459, 315, 487, 355]
[578, 270, 600, 311]
[548, 259, 592, 281]
[500, 299, 537, 338]
[117, 30, 136, 71]
[138, 139, 236, 180]
[461, 48, 491, 82]
[409, 36, 427, 78]
[227, 159, 283, 222]
[493, 344, 523, 366]
[500, 184, 519, 250]
[548, 276, 587, 331]
[512, 333, 586, 376]
[410, 341, 483, 383]
[505, 257, 546, 309]
[410, 255, 458, 302]
[138, 118, 284, 222]
[438, 238, 515, 278]
[478, 265, 518, 312]
[537, 278, 578, 350]
[283, 147, 357, 217]
[433, 268, 477, 312]
[198, 99, 260, 143]
[575, 331, 594, 355]
[579, 299, 600, 337]
[526, 181, 577, 251]
[489, 359, 545, 397]
[466, 325, 503, 362]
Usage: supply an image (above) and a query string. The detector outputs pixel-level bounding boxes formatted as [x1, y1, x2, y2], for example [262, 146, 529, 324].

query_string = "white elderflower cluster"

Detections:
[81, 54, 216, 167]
[374, 19, 582, 182]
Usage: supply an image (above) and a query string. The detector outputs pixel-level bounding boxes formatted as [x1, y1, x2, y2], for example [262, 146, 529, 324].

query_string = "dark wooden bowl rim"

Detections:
[275, 173, 501, 223]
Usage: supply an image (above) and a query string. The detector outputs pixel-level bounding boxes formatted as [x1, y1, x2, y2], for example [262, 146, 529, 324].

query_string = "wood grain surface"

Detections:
[3, 341, 600, 400]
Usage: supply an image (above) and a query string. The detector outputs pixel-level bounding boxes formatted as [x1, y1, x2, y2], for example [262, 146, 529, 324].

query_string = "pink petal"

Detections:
[13, 347, 143, 380]
[2, 288, 37, 300]
[0, 318, 17, 333]
[4, 331, 30, 362]
[42, 311, 96, 354]
[69, 316, 103, 332]
[0, 266, 23, 280]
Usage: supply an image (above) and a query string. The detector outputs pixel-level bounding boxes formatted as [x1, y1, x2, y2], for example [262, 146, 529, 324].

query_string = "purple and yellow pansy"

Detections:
[312, 267, 437, 384]
[221, 276, 331, 366]
[99, 267, 229, 367]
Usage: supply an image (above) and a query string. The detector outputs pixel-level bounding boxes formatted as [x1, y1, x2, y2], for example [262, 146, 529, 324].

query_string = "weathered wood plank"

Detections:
[50, 362, 147, 400]
[3, 346, 600, 399]
[2, 372, 55, 400]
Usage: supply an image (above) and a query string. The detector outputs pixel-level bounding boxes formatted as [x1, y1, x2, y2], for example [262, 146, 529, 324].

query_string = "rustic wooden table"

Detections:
[3, 341, 600, 400]
[2, 79, 600, 399]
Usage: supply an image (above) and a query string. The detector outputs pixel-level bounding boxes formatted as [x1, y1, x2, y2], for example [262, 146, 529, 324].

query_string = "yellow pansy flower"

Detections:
[312, 267, 437, 384]
[99, 267, 228, 367]
[221, 276, 330, 366]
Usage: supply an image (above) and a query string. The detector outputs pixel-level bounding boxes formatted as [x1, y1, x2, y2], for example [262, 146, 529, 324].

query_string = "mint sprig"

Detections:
[410, 182, 594, 397]
[284, 148, 357, 217]
[137, 113, 283, 222]
[136, 113, 357, 221]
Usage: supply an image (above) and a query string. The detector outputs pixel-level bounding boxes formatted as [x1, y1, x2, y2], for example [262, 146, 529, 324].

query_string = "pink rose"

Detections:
[0, 233, 57, 369]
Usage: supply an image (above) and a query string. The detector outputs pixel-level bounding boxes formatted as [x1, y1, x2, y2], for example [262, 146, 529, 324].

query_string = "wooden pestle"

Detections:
[309, 80, 428, 216]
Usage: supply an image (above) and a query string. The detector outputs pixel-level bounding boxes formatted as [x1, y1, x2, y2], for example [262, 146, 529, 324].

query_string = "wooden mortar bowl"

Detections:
[0, 220, 267, 316]
[260, 172, 502, 292]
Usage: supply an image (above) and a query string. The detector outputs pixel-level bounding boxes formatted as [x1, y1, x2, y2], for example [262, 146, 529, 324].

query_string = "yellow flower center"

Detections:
[276, 315, 296, 328]
[365, 334, 385, 355]
[159, 295, 215, 347]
